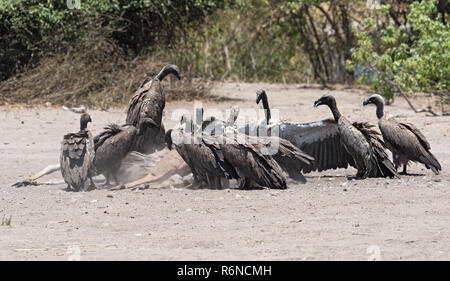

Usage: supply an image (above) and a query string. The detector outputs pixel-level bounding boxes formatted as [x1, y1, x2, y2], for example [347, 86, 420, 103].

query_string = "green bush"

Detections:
[348, 0, 449, 102]
[0, 0, 230, 81]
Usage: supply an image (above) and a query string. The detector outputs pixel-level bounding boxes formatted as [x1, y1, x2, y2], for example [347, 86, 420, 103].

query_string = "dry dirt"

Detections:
[0, 83, 449, 260]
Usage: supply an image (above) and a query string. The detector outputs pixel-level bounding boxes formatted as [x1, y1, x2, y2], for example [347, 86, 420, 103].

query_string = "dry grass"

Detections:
[0, 37, 214, 109]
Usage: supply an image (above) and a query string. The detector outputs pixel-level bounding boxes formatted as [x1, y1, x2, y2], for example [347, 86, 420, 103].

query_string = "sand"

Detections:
[0, 83, 449, 260]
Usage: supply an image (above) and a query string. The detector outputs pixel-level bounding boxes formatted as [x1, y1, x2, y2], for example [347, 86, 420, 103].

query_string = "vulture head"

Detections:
[363, 94, 385, 107]
[80, 113, 92, 131]
[314, 94, 337, 109]
[156, 64, 181, 81]
[256, 89, 267, 105]
[363, 94, 385, 119]
[137, 117, 159, 136]
[165, 129, 173, 150]
[314, 94, 341, 121]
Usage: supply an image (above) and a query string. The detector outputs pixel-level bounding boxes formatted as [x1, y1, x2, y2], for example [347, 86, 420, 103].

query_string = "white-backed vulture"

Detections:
[244, 89, 356, 173]
[314, 94, 399, 179]
[165, 127, 237, 189]
[363, 94, 441, 175]
[196, 106, 314, 182]
[219, 128, 287, 189]
[166, 115, 287, 189]
[93, 118, 159, 186]
[60, 113, 95, 191]
[125, 64, 181, 153]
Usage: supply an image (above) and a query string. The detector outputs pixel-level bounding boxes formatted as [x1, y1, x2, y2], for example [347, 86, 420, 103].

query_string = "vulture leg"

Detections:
[103, 174, 113, 187]
[348, 170, 366, 180]
[113, 174, 120, 185]
[401, 165, 408, 175]
[89, 176, 97, 189]
[239, 178, 253, 189]
[220, 178, 230, 189]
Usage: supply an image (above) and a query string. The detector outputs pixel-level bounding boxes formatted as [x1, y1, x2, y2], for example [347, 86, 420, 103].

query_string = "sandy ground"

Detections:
[0, 83, 449, 261]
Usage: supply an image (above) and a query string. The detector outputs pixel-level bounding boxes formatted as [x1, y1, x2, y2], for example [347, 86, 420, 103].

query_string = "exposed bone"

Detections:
[11, 164, 61, 187]
[62, 105, 86, 114]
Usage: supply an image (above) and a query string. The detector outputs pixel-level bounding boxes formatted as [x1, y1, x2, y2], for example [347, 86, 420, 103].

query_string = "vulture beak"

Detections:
[362, 98, 371, 106]
[313, 99, 322, 108]
[256, 89, 264, 104]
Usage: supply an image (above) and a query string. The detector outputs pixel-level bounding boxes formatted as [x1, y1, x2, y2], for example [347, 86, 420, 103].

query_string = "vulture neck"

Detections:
[156, 65, 178, 81]
[80, 121, 88, 131]
[260, 94, 271, 124]
[327, 101, 342, 122]
[375, 102, 385, 119]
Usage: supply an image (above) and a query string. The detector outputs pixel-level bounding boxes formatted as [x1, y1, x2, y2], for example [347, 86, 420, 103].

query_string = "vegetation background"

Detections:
[0, 0, 448, 109]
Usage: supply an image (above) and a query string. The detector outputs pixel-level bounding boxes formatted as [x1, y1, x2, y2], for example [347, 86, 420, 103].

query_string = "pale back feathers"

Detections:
[60, 130, 95, 190]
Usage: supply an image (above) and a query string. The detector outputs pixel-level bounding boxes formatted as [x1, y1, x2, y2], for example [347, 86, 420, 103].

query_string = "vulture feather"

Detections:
[314, 94, 399, 179]
[125, 64, 180, 153]
[196, 106, 314, 182]
[363, 94, 441, 175]
[240, 89, 356, 173]
[93, 118, 159, 185]
[60, 113, 95, 191]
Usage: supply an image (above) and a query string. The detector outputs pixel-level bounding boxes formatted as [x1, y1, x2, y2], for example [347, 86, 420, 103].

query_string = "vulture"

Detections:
[166, 115, 287, 189]
[197, 106, 314, 182]
[60, 113, 96, 191]
[125, 64, 181, 153]
[219, 128, 287, 189]
[93, 118, 159, 186]
[236, 89, 354, 173]
[314, 94, 399, 179]
[165, 127, 237, 189]
[363, 94, 441, 175]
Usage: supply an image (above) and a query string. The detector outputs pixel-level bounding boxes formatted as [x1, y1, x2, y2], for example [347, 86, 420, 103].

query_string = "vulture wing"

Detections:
[60, 130, 94, 190]
[353, 121, 399, 178]
[126, 78, 154, 126]
[279, 119, 355, 173]
[220, 135, 287, 189]
[380, 119, 441, 174]
[93, 123, 124, 151]
[400, 122, 431, 150]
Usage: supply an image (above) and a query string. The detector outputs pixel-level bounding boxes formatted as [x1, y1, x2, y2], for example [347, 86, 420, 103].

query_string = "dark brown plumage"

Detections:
[314, 94, 399, 179]
[165, 127, 237, 189]
[198, 106, 313, 182]
[363, 94, 441, 175]
[166, 115, 287, 189]
[251, 89, 356, 173]
[125, 64, 181, 153]
[93, 118, 159, 186]
[220, 128, 287, 189]
[60, 113, 95, 191]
